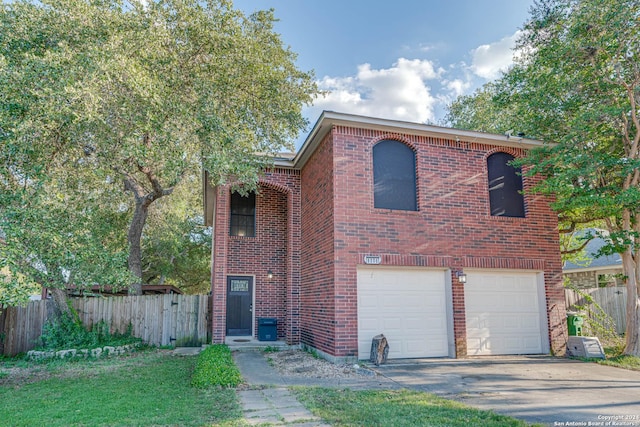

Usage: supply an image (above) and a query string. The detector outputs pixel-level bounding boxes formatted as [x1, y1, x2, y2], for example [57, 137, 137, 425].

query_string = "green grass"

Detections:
[597, 344, 640, 371]
[191, 344, 242, 388]
[0, 349, 244, 427]
[293, 387, 539, 427]
[599, 354, 640, 370]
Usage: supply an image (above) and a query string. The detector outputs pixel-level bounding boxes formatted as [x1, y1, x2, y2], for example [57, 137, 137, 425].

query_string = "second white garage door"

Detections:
[357, 267, 451, 360]
[465, 271, 548, 356]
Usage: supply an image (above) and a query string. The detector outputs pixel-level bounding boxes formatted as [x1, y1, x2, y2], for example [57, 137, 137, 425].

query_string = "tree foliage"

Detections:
[446, 0, 640, 355]
[141, 172, 212, 294]
[1, 155, 134, 305]
[1, 0, 318, 300]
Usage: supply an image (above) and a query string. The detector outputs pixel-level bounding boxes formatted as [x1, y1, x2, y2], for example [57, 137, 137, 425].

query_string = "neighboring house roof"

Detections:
[563, 233, 622, 272]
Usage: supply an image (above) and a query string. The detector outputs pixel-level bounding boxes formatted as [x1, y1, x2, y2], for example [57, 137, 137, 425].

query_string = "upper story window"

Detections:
[373, 139, 417, 211]
[230, 191, 255, 237]
[487, 152, 525, 217]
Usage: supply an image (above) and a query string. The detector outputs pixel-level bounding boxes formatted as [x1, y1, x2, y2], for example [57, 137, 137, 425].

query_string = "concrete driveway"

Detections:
[372, 356, 640, 426]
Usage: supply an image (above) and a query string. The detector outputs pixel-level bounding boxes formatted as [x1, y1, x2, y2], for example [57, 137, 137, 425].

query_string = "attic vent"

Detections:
[364, 255, 382, 265]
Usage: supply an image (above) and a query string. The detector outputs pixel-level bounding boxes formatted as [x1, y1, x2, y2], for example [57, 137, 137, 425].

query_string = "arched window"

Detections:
[373, 140, 417, 211]
[487, 152, 525, 217]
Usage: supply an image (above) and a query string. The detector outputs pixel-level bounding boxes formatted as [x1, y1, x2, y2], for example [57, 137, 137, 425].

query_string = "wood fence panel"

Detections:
[565, 287, 627, 334]
[2, 295, 210, 356]
[160, 295, 170, 346]
[0, 301, 53, 356]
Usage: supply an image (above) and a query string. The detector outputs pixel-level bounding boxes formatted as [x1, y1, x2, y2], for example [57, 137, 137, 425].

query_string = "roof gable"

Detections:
[286, 111, 547, 170]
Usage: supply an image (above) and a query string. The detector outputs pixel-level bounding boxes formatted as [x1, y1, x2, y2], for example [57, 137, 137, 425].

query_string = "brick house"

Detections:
[204, 111, 567, 361]
[563, 230, 623, 289]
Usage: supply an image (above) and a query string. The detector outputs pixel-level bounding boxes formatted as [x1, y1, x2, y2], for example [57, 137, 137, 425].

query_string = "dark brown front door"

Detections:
[226, 276, 253, 336]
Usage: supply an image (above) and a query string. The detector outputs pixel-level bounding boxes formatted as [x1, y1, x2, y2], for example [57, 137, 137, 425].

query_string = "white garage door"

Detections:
[357, 267, 451, 359]
[465, 271, 547, 356]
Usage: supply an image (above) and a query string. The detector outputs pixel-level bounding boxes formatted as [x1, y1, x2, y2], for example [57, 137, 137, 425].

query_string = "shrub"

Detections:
[191, 345, 242, 388]
[38, 312, 140, 351]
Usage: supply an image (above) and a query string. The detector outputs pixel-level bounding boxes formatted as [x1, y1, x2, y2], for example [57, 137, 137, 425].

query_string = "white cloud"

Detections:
[470, 31, 521, 80]
[312, 58, 444, 124]
[302, 31, 523, 134]
[442, 77, 472, 98]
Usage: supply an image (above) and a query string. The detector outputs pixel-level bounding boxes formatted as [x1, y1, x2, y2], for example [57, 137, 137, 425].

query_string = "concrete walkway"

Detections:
[175, 346, 391, 426]
[232, 350, 399, 425]
[237, 387, 327, 426]
[233, 351, 331, 426]
[175, 347, 326, 425]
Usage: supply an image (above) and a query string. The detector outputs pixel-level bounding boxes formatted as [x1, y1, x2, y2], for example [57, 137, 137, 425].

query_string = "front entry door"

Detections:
[226, 276, 253, 336]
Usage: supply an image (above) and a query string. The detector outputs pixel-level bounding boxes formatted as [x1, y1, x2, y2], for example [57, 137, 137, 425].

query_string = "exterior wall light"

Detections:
[267, 270, 274, 279]
[457, 271, 467, 284]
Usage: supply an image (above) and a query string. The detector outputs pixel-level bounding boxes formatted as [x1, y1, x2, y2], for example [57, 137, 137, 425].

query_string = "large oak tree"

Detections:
[1, 0, 317, 301]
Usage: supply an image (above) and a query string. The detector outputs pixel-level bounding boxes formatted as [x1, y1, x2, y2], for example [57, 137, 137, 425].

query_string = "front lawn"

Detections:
[0, 348, 547, 427]
[293, 387, 539, 427]
[0, 349, 243, 427]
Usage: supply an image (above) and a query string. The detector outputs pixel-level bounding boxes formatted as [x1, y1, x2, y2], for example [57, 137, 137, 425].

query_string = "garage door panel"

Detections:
[359, 294, 379, 307]
[523, 336, 542, 351]
[358, 268, 449, 359]
[465, 271, 545, 356]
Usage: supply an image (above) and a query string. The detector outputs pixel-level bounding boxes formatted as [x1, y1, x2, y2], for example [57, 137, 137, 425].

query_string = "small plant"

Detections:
[304, 346, 321, 359]
[158, 344, 175, 350]
[191, 345, 242, 388]
[263, 346, 280, 353]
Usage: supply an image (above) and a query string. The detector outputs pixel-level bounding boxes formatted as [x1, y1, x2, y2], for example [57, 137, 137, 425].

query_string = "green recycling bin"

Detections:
[567, 313, 584, 336]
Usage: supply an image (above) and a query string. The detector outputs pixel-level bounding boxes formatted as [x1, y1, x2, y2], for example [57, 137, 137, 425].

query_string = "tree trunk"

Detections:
[622, 251, 640, 355]
[123, 164, 174, 296]
[49, 287, 71, 316]
[127, 200, 149, 295]
[618, 208, 640, 356]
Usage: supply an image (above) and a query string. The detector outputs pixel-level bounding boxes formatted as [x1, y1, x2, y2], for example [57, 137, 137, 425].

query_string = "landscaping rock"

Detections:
[267, 350, 370, 379]
[56, 349, 76, 359]
[26, 343, 138, 360]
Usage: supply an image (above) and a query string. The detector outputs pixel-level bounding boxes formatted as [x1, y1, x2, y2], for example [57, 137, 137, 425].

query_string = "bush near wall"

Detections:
[191, 345, 242, 388]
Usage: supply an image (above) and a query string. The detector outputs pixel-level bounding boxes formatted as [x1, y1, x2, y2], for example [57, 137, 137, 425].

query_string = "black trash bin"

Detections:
[258, 318, 277, 341]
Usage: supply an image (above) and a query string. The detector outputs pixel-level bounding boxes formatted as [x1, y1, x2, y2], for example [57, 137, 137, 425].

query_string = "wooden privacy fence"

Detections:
[0, 294, 211, 356]
[0, 299, 54, 357]
[564, 287, 627, 335]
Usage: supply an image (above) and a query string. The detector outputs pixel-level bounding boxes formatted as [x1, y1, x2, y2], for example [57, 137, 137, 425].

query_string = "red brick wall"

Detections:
[300, 133, 337, 354]
[212, 123, 566, 358]
[210, 169, 300, 343]
[317, 125, 565, 357]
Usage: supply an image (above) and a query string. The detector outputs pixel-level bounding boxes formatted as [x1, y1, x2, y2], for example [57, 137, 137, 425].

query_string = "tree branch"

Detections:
[561, 238, 591, 255]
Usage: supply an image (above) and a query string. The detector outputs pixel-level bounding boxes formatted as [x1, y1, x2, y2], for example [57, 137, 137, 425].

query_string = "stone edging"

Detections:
[27, 344, 139, 360]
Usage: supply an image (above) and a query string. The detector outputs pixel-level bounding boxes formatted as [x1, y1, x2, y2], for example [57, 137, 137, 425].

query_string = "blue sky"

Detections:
[234, 0, 534, 144]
